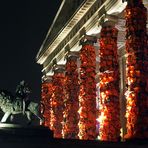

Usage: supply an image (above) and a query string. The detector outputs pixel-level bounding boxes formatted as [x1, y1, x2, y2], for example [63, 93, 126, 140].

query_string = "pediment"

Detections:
[37, 0, 85, 60]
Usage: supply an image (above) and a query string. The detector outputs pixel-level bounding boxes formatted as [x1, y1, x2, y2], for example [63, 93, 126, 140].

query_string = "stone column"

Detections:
[98, 15, 121, 141]
[78, 35, 97, 140]
[124, 0, 148, 139]
[41, 76, 53, 129]
[50, 64, 65, 138]
[62, 51, 80, 139]
[116, 18, 127, 140]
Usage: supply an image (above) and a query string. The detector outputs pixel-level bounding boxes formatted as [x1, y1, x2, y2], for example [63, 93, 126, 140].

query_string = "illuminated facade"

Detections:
[36, 0, 148, 141]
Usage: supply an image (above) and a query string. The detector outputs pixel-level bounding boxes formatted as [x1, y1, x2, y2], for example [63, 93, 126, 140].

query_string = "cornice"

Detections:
[36, 0, 99, 65]
[36, 0, 65, 60]
[42, 0, 128, 74]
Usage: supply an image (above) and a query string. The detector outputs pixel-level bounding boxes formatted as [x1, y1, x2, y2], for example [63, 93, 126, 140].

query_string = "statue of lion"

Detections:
[0, 82, 44, 124]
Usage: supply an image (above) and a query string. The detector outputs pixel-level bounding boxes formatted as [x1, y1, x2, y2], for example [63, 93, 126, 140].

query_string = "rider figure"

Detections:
[15, 80, 31, 114]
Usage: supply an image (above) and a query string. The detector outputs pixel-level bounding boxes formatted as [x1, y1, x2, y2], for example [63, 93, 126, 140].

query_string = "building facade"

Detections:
[36, 0, 148, 141]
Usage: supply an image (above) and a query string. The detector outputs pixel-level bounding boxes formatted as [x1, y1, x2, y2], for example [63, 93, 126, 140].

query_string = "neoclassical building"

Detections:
[36, 0, 148, 141]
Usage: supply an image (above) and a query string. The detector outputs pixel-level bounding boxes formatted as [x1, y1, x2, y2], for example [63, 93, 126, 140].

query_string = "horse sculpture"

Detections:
[0, 90, 44, 124]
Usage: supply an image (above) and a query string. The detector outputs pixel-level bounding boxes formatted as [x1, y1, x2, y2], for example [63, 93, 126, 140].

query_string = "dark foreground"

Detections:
[0, 125, 147, 148]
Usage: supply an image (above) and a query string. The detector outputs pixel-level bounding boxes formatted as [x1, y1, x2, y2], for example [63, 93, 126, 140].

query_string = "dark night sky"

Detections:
[0, 0, 61, 101]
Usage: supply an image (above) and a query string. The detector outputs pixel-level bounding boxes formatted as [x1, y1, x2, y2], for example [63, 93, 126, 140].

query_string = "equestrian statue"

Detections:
[0, 80, 44, 124]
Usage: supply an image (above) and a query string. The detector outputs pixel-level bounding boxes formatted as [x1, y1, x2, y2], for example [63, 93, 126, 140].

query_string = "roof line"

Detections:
[37, 0, 96, 64]
[36, 0, 66, 59]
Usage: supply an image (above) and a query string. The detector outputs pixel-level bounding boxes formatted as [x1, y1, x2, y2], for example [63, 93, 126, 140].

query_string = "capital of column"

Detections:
[42, 75, 52, 83]
[99, 14, 118, 28]
[52, 64, 65, 74]
[122, 0, 143, 5]
[65, 51, 79, 61]
[79, 34, 97, 46]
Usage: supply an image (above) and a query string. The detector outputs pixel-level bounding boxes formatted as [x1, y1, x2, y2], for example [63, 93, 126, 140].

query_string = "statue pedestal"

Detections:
[0, 123, 53, 137]
[0, 123, 53, 147]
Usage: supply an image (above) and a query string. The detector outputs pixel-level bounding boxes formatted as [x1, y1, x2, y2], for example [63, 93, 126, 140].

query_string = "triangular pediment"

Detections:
[37, 0, 85, 60]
